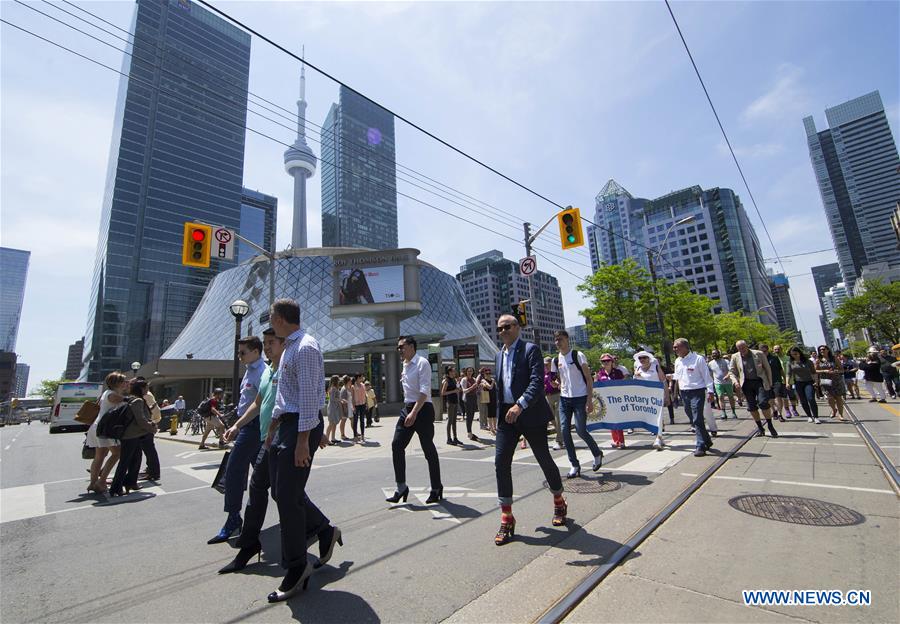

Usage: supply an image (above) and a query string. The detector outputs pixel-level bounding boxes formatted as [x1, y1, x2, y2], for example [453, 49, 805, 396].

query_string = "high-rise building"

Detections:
[0, 352, 16, 403]
[587, 180, 774, 318]
[767, 272, 802, 343]
[822, 283, 849, 350]
[64, 338, 85, 381]
[566, 325, 591, 349]
[456, 250, 565, 354]
[81, 0, 251, 381]
[284, 61, 316, 249]
[238, 188, 277, 264]
[804, 91, 900, 291]
[0, 247, 30, 353]
[321, 86, 398, 250]
[811, 262, 843, 346]
[14, 363, 29, 398]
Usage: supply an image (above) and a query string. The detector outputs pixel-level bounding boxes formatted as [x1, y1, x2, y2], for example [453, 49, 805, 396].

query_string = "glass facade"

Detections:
[81, 0, 251, 381]
[321, 86, 398, 250]
[804, 91, 900, 290]
[0, 247, 30, 353]
[162, 250, 497, 362]
[768, 272, 801, 341]
[811, 262, 842, 344]
[238, 188, 277, 264]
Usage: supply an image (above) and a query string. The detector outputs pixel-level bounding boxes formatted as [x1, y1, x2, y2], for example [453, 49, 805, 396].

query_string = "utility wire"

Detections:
[764, 248, 834, 262]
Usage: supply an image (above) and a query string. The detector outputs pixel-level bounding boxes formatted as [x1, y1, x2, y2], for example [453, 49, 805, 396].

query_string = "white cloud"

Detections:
[740, 63, 810, 123]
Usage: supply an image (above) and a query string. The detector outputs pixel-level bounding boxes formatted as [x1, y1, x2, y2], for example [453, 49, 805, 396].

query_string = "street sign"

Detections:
[213, 227, 235, 260]
[519, 256, 537, 276]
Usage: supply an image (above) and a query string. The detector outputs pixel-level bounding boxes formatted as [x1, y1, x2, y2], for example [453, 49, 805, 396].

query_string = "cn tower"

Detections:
[283, 56, 317, 248]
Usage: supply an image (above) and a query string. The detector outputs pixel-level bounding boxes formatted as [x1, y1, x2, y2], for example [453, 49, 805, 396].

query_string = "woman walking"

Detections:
[351, 374, 367, 443]
[339, 376, 352, 442]
[459, 367, 480, 443]
[858, 351, 887, 402]
[440, 366, 461, 445]
[814, 345, 847, 421]
[325, 375, 342, 444]
[86, 371, 128, 494]
[109, 379, 157, 497]
[633, 351, 668, 450]
[596, 354, 626, 448]
[787, 346, 820, 423]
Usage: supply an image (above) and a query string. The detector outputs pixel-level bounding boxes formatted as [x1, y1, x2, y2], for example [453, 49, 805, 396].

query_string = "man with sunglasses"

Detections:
[492, 315, 566, 546]
[207, 335, 266, 545]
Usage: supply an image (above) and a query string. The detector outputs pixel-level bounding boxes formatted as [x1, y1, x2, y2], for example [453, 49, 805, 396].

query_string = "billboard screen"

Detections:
[337, 266, 405, 305]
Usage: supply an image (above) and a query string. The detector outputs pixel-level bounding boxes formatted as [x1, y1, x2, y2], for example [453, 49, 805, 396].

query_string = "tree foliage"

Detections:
[578, 259, 655, 351]
[30, 378, 67, 400]
[831, 280, 900, 345]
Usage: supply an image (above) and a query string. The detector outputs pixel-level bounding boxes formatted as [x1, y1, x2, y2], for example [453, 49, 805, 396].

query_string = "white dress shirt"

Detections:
[673, 351, 714, 393]
[274, 328, 325, 432]
[401, 354, 432, 404]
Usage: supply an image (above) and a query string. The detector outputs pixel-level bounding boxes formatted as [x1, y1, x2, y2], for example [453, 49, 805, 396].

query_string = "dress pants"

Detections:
[236, 438, 329, 554]
[546, 393, 563, 446]
[223, 422, 262, 514]
[265, 413, 325, 570]
[680, 389, 712, 451]
[139, 432, 160, 478]
[111, 436, 143, 492]
[392, 402, 442, 490]
[495, 403, 563, 506]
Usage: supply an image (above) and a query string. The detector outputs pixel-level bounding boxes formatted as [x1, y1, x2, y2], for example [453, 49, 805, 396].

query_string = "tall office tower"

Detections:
[0, 247, 30, 353]
[321, 85, 398, 250]
[64, 338, 85, 381]
[81, 0, 251, 381]
[804, 91, 900, 291]
[238, 188, 277, 264]
[811, 263, 843, 345]
[284, 61, 316, 248]
[767, 271, 802, 343]
[14, 363, 29, 398]
[456, 250, 565, 354]
[822, 283, 849, 350]
[587, 181, 774, 318]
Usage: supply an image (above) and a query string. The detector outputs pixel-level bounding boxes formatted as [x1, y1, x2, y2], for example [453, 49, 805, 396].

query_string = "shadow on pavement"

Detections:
[514, 521, 631, 569]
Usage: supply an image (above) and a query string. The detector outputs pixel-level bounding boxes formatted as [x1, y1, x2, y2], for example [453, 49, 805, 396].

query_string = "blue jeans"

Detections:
[223, 422, 262, 514]
[559, 395, 602, 467]
[681, 389, 711, 451]
[794, 380, 818, 418]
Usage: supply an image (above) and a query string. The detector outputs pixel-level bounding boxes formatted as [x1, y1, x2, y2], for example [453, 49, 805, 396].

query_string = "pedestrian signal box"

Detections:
[511, 302, 527, 328]
[557, 207, 584, 250]
[182, 222, 212, 268]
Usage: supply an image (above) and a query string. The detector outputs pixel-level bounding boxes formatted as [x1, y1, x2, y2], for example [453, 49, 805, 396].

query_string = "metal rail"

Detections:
[845, 403, 900, 496]
[537, 426, 758, 624]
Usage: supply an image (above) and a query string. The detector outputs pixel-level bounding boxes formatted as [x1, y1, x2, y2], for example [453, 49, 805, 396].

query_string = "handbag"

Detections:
[819, 378, 833, 387]
[480, 390, 490, 403]
[75, 400, 101, 425]
[211, 451, 230, 494]
[81, 441, 96, 460]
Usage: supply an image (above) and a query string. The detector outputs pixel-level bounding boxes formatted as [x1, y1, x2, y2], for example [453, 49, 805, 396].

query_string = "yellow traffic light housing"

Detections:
[557, 207, 584, 249]
[511, 302, 527, 328]
[182, 222, 212, 268]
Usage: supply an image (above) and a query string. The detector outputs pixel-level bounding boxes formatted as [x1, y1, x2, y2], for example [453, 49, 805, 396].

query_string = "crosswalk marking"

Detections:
[171, 462, 217, 485]
[606, 448, 691, 473]
[0, 484, 45, 524]
[831, 432, 860, 438]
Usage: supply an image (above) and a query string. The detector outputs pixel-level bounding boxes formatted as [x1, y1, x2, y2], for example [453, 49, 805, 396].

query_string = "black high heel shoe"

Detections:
[313, 527, 343, 569]
[218, 543, 262, 574]
[267, 565, 313, 603]
[385, 486, 409, 504]
[425, 487, 443, 504]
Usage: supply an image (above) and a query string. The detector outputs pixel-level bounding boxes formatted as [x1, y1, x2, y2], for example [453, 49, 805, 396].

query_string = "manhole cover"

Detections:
[728, 494, 864, 526]
[545, 477, 621, 494]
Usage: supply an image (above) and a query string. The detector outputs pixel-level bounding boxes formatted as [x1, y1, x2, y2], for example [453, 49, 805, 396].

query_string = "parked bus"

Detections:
[50, 382, 103, 434]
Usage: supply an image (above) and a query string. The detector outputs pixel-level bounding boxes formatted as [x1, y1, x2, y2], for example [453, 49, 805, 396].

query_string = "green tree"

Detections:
[831, 280, 900, 345]
[30, 378, 67, 400]
[658, 280, 718, 352]
[711, 312, 791, 352]
[578, 259, 655, 351]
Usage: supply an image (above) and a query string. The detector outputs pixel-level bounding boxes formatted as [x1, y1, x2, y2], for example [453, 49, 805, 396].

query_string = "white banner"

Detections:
[586, 379, 665, 435]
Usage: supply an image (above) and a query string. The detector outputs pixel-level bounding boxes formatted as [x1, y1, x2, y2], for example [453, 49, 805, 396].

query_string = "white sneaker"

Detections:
[814, 418, 822, 424]
[807, 417, 814, 423]
[553, 442, 563, 450]
[652, 437, 665, 450]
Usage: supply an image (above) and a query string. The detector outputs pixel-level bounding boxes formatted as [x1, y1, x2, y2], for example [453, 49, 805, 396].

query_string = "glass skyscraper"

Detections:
[82, 0, 251, 380]
[587, 181, 773, 318]
[768, 271, 802, 343]
[811, 262, 842, 346]
[238, 188, 277, 264]
[804, 91, 900, 291]
[0, 247, 30, 353]
[321, 86, 398, 250]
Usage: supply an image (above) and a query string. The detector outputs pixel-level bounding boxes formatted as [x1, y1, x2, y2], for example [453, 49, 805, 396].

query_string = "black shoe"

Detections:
[386, 487, 410, 504]
[453, 438, 462, 446]
[218, 543, 262, 574]
[314, 526, 343, 569]
[693, 448, 706, 457]
[766, 420, 779, 438]
[447, 438, 457, 446]
[425, 487, 443, 504]
[756, 427, 766, 437]
[705, 440, 713, 450]
[208, 515, 242, 544]
[267, 565, 312, 603]
[710, 431, 718, 438]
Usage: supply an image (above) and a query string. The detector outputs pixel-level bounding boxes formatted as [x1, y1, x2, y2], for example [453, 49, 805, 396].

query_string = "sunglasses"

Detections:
[638, 356, 649, 360]
[497, 323, 514, 332]
[397, 344, 409, 350]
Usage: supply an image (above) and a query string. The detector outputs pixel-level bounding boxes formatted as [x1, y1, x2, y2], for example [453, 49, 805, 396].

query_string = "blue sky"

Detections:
[2, 0, 898, 391]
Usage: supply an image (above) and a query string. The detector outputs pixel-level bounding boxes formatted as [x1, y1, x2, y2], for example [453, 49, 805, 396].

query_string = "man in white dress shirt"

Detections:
[672, 338, 715, 457]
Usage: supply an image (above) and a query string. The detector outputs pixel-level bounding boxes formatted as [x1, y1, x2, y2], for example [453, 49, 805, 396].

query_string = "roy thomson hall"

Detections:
[132, 248, 499, 414]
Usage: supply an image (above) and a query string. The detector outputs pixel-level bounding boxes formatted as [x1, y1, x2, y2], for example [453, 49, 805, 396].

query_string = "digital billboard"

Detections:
[337, 266, 405, 305]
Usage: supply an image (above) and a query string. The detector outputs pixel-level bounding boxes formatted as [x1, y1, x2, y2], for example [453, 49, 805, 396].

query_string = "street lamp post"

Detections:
[229, 299, 250, 408]
[648, 215, 694, 424]
[131, 361, 141, 379]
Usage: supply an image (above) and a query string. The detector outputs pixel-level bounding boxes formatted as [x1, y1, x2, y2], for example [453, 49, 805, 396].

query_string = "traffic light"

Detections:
[557, 206, 584, 249]
[182, 222, 212, 268]
[511, 302, 527, 328]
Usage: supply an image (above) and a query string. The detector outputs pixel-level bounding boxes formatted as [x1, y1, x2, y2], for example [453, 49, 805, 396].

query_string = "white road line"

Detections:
[443, 455, 537, 467]
[0, 484, 45, 523]
[678, 473, 894, 495]
[830, 432, 860, 438]
[606, 449, 691, 474]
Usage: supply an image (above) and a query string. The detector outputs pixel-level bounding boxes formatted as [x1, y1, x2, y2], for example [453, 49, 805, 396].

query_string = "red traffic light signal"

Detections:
[191, 229, 206, 242]
[182, 222, 212, 268]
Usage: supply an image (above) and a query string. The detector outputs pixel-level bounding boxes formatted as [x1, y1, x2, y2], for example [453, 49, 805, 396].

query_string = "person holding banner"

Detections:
[672, 338, 716, 457]
[633, 351, 668, 450]
[551, 331, 604, 477]
[492, 314, 567, 546]
[596, 355, 627, 448]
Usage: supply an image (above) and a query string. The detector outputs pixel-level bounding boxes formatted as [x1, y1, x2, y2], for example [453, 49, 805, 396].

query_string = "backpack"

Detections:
[96, 400, 135, 440]
[197, 398, 212, 416]
[558, 349, 594, 391]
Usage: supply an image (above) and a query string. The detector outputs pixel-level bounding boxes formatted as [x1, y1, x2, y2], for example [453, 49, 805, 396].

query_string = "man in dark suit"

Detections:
[491, 314, 567, 546]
